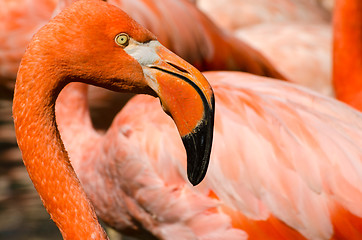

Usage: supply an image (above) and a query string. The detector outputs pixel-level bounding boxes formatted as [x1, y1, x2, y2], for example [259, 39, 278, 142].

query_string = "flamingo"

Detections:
[14, 0, 362, 239]
[332, 0, 362, 111]
[13, 0, 215, 238]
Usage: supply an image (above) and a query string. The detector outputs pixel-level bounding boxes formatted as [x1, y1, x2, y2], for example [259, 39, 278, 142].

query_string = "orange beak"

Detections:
[134, 41, 214, 185]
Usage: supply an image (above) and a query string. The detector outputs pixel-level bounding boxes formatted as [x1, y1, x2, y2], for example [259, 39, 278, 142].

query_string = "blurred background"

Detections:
[0, 0, 333, 239]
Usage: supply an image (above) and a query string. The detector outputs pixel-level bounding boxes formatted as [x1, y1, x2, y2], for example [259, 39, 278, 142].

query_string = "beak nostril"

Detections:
[166, 61, 189, 74]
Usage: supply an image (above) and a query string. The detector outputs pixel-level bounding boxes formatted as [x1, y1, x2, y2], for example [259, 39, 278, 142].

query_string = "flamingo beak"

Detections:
[130, 41, 215, 185]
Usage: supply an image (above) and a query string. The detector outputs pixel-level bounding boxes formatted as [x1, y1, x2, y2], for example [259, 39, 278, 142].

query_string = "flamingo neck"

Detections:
[13, 62, 108, 240]
[333, 0, 362, 111]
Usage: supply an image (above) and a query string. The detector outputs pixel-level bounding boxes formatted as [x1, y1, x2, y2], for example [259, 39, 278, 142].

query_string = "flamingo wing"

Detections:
[204, 72, 362, 239]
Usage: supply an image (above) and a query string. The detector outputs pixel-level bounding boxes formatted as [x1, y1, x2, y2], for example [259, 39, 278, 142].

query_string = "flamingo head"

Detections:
[22, 0, 214, 185]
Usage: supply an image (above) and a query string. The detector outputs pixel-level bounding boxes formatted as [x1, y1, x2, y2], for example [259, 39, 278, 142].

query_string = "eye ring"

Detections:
[115, 33, 130, 47]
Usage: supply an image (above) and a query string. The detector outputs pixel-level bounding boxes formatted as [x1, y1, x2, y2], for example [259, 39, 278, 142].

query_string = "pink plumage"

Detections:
[57, 71, 362, 239]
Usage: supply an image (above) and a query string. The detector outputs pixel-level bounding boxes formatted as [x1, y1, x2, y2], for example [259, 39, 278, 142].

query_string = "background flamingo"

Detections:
[196, 0, 333, 31]
[196, 0, 334, 96]
[14, 0, 362, 239]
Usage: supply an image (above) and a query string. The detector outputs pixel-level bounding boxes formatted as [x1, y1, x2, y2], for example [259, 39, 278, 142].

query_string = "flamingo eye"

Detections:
[115, 33, 130, 47]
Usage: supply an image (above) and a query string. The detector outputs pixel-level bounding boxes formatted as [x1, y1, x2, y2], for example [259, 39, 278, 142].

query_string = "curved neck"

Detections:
[13, 60, 107, 239]
[333, 0, 362, 111]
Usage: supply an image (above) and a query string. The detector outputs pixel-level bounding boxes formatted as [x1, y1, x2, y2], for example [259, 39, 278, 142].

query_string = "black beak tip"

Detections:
[182, 95, 215, 186]
[188, 168, 207, 186]
[182, 131, 212, 186]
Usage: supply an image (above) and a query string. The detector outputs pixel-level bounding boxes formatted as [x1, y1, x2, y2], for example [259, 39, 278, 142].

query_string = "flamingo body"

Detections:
[57, 71, 362, 240]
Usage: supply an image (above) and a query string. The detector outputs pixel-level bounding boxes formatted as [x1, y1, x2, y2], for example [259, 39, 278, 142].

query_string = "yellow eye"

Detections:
[115, 33, 129, 47]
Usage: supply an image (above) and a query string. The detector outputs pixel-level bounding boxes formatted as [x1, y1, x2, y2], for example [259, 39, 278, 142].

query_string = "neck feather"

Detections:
[333, 0, 362, 110]
[13, 59, 108, 240]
